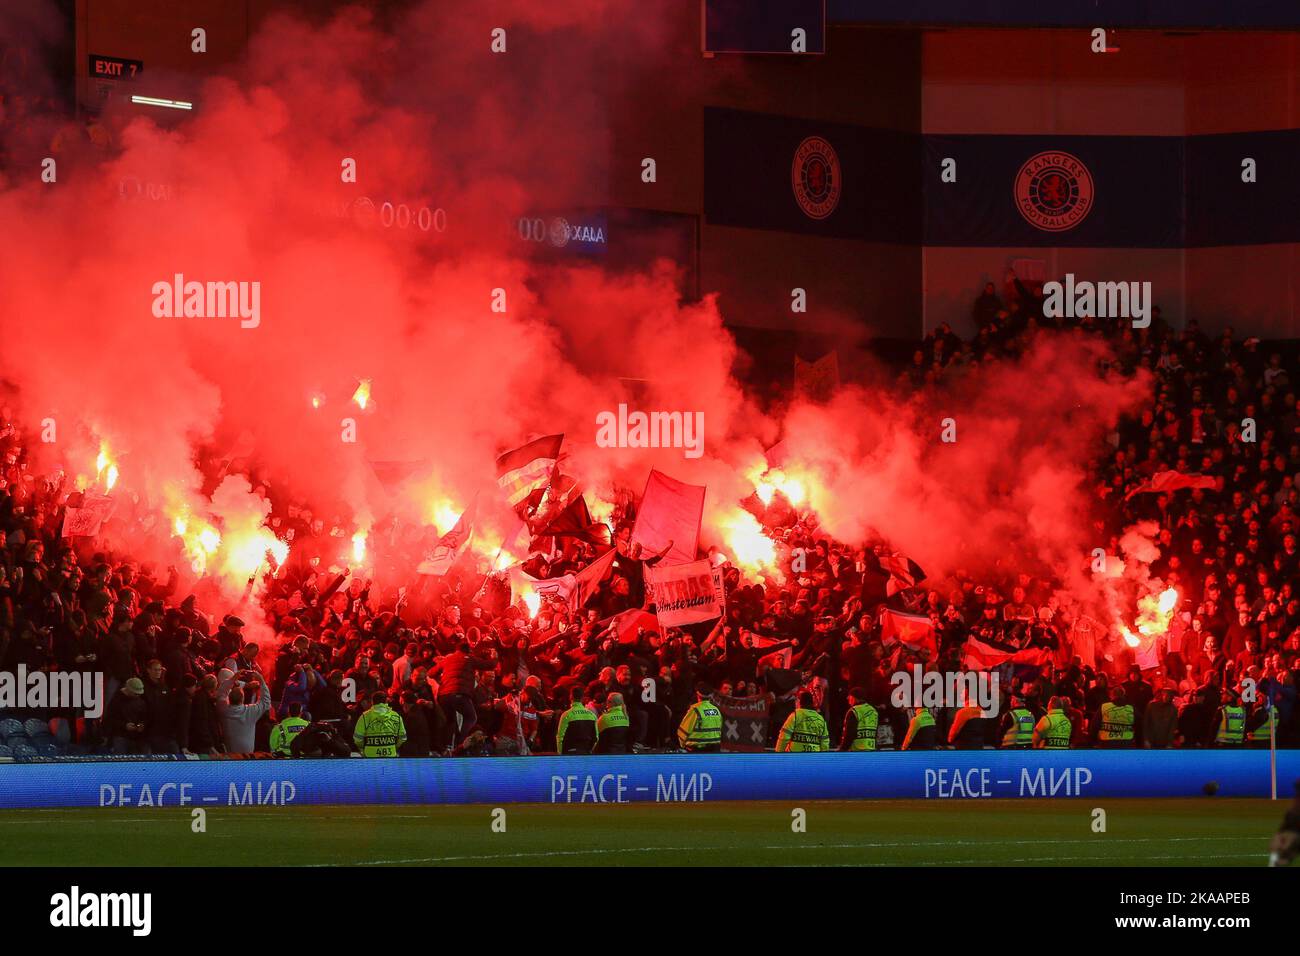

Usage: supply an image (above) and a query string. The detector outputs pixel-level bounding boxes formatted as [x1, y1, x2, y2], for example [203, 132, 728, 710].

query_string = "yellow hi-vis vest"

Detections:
[1001, 707, 1035, 747]
[1099, 702, 1135, 742]
[270, 716, 310, 755]
[1250, 711, 1273, 743]
[353, 703, 407, 757]
[1036, 711, 1071, 749]
[677, 700, 722, 750]
[777, 708, 830, 752]
[848, 703, 878, 751]
[1215, 705, 1246, 745]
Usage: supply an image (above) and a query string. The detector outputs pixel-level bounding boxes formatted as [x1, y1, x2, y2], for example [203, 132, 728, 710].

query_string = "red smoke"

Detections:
[0, 1, 1149, 625]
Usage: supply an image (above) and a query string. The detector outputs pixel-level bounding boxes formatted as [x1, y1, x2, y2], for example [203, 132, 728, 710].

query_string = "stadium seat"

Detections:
[48, 718, 72, 745]
[10, 743, 36, 759]
[0, 718, 21, 740]
[0, 745, 11, 759]
[23, 718, 47, 739]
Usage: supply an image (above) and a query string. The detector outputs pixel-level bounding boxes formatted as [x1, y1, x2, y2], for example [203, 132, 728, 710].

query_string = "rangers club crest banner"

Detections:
[645, 558, 726, 627]
[706, 111, 1300, 247]
[923, 134, 1183, 247]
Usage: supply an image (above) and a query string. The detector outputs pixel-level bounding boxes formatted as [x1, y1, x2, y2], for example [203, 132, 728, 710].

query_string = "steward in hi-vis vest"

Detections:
[902, 707, 937, 750]
[557, 686, 598, 755]
[353, 691, 407, 757]
[1215, 692, 1246, 748]
[677, 684, 723, 753]
[1097, 687, 1135, 747]
[595, 692, 631, 754]
[777, 692, 830, 752]
[838, 688, 878, 752]
[1033, 697, 1072, 749]
[1247, 701, 1274, 748]
[270, 702, 310, 756]
[1000, 697, 1036, 749]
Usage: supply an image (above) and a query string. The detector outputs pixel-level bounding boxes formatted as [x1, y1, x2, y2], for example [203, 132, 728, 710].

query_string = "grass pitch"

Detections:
[0, 798, 1280, 867]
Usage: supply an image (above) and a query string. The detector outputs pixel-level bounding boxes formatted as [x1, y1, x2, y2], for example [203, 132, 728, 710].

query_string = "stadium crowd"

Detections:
[0, 270, 1297, 758]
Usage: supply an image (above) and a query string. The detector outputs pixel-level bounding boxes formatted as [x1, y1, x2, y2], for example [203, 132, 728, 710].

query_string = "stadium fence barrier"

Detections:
[1, 750, 1297, 808]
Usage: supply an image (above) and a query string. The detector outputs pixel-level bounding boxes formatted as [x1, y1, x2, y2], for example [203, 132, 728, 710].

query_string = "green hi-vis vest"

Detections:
[270, 716, 310, 755]
[777, 708, 830, 753]
[1250, 712, 1273, 743]
[849, 703, 878, 751]
[1099, 702, 1135, 742]
[597, 705, 629, 734]
[557, 703, 597, 754]
[677, 701, 723, 750]
[1001, 708, 1035, 747]
[1038, 711, 1071, 749]
[1216, 705, 1246, 745]
[353, 703, 407, 757]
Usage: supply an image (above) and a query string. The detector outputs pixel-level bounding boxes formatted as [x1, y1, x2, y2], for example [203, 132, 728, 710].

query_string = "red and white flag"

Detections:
[1124, 470, 1218, 500]
[569, 548, 618, 612]
[962, 638, 1051, 670]
[879, 607, 937, 659]
[496, 434, 562, 508]
[417, 498, 476, 576]
[631, 469, 705, 566]
[61, 494, 115, 539]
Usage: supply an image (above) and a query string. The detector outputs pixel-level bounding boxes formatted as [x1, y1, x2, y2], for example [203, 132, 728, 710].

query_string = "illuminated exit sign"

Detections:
[89, 55, 143, 80]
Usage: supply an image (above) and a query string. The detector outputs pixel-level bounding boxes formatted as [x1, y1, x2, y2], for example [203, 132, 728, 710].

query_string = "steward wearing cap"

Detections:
[270, 702, 311, 756]
[1214, 692, 1246, 748]
[838, 687, 878, 752]
[1033, 697, 1072, 749]
[777, 692, 830, 753]
[901, 706, 937, 750]
[556, 686, 597, 755]
[353, 691, 407, 757]
[1097, 687, 1135, 747]
[677, 684, 722, 753]
[595, 692, 630, 754]
[1000, 697, 1036, 749]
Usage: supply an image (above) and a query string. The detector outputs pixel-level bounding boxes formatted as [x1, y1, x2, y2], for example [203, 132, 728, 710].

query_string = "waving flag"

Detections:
[417, 498, 476, 576]
[962, 638, 1051, 671]
[631, 469, 705, 565]
[496, 434, 563, 508]
[1124, 470, 1218, 500]
[879, 552, 926, 596]
[569, 547, 618, 611]
[879, 607, 936, 659]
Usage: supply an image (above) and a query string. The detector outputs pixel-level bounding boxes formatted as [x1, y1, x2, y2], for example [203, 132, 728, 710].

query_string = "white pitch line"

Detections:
[311, 835, 1260, 867]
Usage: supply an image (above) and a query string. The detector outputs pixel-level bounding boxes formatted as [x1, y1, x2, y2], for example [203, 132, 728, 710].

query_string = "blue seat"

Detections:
[10, 743, 36, 759]
[0, 745, 11, 759]
[2, 733, 27, 750]
[48, 718, 72, 745]
[0, 718, 21, 739]
[22, 718, 46, 739]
